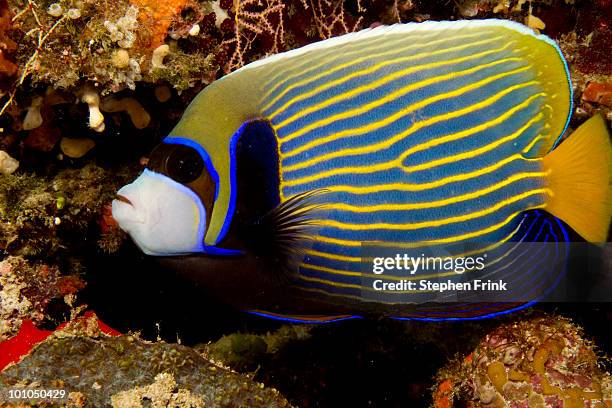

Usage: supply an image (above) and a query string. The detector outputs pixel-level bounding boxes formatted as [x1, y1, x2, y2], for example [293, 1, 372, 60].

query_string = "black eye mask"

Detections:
[146, 143, 216, 228]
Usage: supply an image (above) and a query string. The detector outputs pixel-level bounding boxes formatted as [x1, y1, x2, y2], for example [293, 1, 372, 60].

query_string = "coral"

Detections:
[21, 96, 43, 130]
[104, 5, 139, 49]
[154, 84, 172, 102]
[304, 0, 365, 40]
[0, 164, 134, 257]
[0, 256, 84, 341]
[211, 0, 229, 27]
[558, 0, 612, 122]
[525, 12, 545, 31]
[97, 203, 127, 253]
[100, 96, 151, 129]
[582, 82, 612, 109]
[47, 3, 63, 18]
[224, 0, 286, 72]
[110, 372, 206, 408]
[150, 44, 170, 70]
[0, 0, 17, 95]
[0, 150, 17, 174]
[433, 316, 611, 407]
[146, 47, 217, 91]
[20, 92, 67, 152]
[66, 7, 81, 20]
[0, 313, 120, 371]
[81, 85, 105, 132]
[6, 0, 195, 94]
[188, 23, 201, 36]
[59, 137, 95, 158]
[200, 325, 312, 371]
[0, 3, 609, 407]
[0, 332, 293, 407]
[129, 0, 189, 50]
[3, 0, 72, 108]
[111, 49, 131, 69]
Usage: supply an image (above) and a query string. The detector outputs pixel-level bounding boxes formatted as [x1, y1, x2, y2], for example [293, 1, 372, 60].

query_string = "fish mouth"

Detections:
[115, 194, 133, 206]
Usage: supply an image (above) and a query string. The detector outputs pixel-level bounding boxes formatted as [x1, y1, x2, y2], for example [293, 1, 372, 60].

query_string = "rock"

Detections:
[0, 334, 293, 407]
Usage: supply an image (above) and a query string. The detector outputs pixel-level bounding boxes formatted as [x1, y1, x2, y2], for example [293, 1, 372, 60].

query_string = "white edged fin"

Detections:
[232, 19, 560, 74]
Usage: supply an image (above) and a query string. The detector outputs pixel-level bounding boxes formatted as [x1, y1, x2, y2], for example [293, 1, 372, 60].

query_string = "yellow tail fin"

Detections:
[543, 115, 611, 242]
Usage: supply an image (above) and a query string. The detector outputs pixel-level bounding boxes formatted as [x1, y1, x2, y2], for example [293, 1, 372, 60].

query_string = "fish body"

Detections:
[112, 20, 611, 321]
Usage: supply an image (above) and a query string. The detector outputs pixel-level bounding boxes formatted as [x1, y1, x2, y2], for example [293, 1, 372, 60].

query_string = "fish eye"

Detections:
[165, 145, 205, 184]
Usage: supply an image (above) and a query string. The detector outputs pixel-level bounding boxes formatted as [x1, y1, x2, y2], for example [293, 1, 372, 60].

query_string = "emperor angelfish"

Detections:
[112, 20, 612, 322]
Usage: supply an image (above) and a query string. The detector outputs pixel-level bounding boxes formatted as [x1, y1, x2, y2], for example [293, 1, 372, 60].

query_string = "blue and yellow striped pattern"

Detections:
[248, 20, 572, 304]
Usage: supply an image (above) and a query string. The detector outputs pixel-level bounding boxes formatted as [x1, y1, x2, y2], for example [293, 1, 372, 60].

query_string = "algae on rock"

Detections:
[0, 332, 293, 407]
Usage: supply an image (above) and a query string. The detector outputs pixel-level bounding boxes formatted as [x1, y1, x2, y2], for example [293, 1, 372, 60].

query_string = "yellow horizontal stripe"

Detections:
[300, 262, 361, 277]
[281, 88, 543, 188]
[303, 223, 520, 263]
[295, 285, 424, 304]
[435, 240, 558, 301]
[296, 283, 522, 307]
[480, 242, 527, 274]
[306, 205, 544, 247]
[299, 224, 522, 285]
[301, 248, 522, 285]
[293, 285, 363, 301]
[321, 170, 549, 212]
[275, 44, 519, 136]
[296, 273, 432, 293]
[305, 249, 362, 262]
[261, 28, 456, 104]
[315, 155, 531, 195]
[480, 231, 527, 270]
[301, 260, 467, 283]
[522, 134, 549, 154]
[267, 35, 506, 119]
[280, 60, 527, 159]
[283, 80, 550, 175]
[402, 115, 546, 172]
[314, 188, 550, 230]
[297, 274, 362, 289]
[455, 222, 522, 257]
[393, 92, 544, 164]
[296, 272, 470, 294]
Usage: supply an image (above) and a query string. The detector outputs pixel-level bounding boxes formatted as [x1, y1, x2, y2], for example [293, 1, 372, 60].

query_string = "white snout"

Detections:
[111, 169, 206, 255]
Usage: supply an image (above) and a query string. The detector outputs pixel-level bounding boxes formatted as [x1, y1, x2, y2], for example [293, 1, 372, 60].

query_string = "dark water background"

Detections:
[75, 236, 611, 407]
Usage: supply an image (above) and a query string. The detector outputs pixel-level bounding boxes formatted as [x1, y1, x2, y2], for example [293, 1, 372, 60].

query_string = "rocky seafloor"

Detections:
[0, 0, 611, 406]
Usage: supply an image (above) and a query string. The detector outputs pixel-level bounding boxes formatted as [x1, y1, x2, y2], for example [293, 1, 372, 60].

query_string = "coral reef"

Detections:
[0, 1, 610, 407]
[0, 256, 84, 341]
[0, 312, 120, 371]
[0, 0, 17, 96]
[6, 0, 217, 96]
[433, 316, 611, 407]
[0, 320, 293, 407]
[0, 163, 133, 258]
[110, 372, 207, 408]
[199, 324, 312, 371]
